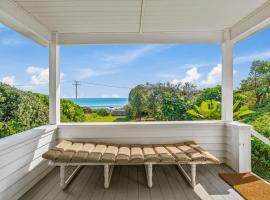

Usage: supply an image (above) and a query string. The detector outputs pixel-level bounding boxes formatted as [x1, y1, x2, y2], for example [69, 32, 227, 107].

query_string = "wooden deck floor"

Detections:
[20, 164, 243, 200]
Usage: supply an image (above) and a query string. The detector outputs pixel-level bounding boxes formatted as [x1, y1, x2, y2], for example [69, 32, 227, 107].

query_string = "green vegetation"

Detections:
[0, 84, 48, 138]
[125, 60, 270, 181]
[0, 60, 269, 181]
[0, 84, 85, 138]
[85, 113, 130, 122]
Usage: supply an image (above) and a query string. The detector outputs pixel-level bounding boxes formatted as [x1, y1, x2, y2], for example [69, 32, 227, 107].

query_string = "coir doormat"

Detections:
[219, 172, 270, 200]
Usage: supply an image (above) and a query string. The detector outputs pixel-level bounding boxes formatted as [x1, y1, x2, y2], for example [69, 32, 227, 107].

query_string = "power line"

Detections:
[81, 81, 132, 89]
[13, 80, 132, 90]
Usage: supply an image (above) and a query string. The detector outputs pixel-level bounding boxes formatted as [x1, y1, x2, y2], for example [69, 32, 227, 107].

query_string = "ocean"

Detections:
[68, 98, 128, 109]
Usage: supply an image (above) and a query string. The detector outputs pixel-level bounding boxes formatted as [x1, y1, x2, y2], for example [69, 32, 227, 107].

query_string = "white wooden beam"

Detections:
[139, 0, 145, 33]
[221, 30, 233, 122]
[230, 1, 270, 43]
[0, 0, 50, 46]
[58, 31, 223, 45]
[49, 32, 60, 125]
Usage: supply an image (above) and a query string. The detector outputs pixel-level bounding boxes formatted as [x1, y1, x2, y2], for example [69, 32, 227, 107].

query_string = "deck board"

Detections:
[20, 164, 244, 200]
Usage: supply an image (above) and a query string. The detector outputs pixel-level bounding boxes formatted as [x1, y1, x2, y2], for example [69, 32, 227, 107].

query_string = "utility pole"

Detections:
[73, 81, 80, 101]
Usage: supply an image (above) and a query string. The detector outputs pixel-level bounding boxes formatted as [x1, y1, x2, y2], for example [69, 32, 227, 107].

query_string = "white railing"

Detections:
[251, 129, 270, 147]
[0, 125, 57, 200]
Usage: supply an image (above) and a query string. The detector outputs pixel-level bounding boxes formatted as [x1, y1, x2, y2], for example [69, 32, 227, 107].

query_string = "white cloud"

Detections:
[26, 66, 64, 85]
[171, 67, 201, 84]
[26, 66, 43, 74]
[200, 64, 236, 86]
[201, 64, 222, 85]
[102, 94, 120, 98]
[1, 76, 16, 86]
[235, 50, 270, 64]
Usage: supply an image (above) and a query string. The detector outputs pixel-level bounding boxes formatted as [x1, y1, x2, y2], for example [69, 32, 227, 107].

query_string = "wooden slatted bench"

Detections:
[42, 140, 220, 189]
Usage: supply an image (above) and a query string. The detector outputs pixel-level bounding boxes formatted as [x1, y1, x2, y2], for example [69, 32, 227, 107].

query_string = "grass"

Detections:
[85, 113, 131, 122]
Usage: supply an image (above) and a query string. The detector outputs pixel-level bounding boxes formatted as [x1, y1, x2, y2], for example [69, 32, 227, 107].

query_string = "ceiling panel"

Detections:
[14, 0, 142, 33]
[14, 0, 268, 34]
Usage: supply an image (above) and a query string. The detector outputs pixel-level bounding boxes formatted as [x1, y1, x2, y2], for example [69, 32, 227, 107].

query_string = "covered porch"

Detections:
[20, 164, 243, 200]
[0, 0, 270, 199]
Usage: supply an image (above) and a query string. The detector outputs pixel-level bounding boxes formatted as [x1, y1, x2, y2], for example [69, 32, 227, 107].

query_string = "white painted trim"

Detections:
[58, 31, 224, 45]
[0, 0, 50, 46]
[221, 30, 233, 122]
[251, 129, 270, 147]
[230, 1, 270, 43]
[49, 32, 60, 125]
[139, 0, 145, 33]
[0, 125, 57, 151]
[58, 120, 224, 127]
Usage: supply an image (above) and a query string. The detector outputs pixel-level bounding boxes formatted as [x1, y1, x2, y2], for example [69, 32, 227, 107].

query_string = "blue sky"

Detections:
[0, 23, 270, 98]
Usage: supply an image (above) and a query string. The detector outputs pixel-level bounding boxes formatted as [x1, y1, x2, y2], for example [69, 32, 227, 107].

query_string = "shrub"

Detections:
[0, 83, 49, 138]
[96, 109, 110, 117]
[60, 99, 85, 122]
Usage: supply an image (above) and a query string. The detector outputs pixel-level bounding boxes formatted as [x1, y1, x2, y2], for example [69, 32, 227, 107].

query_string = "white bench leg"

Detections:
[60, 165, 81, 190]
[145, 164, 153, 188]
[60, 165, 65, 189]
[104, 164, 114, 189]
[191, 164, 196, 188]
[177, 164, 196, 188]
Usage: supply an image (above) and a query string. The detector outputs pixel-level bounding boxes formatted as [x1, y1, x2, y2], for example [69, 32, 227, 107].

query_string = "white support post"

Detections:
[228, 122, 252, 173]
[222, 30, 234, 122]
[49, 31, 60, 125]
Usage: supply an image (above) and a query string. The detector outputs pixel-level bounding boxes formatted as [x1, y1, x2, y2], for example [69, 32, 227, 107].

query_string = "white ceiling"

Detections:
[13, 0, 267, 34]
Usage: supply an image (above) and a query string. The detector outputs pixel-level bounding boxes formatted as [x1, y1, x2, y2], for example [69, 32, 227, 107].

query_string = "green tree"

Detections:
[240, 60, 270, 104]
[158, 92, 190, 121]
[145, 82, 197, 119]
[128, 85, 149, 120]
[195, 86, 221, 106]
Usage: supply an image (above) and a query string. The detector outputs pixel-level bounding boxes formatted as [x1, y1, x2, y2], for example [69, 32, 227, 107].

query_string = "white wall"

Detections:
[0, 125, 57, 200]
[58, 121, 227, 163]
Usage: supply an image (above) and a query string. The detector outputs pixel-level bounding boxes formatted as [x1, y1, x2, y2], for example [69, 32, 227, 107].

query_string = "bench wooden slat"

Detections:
[185, 141, 220, 163]
[165, 145, 191, 162]
[154, 145, 175, 163]
[130, 145, 144, 163]
[101, 145, 119, 162]
[116, 145, 130, 163]
[143, 145, 160, 162]
[87, 144, 107, 162]
[72, 143, 96, 162]
[176, 143, 205, 161]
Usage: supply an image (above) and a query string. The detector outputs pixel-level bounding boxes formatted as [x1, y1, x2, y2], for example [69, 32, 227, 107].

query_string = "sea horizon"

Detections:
[67, 98, 128, 109]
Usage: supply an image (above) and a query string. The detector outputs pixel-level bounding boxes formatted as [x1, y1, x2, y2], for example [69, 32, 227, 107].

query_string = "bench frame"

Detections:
[49, 161, 215, 190]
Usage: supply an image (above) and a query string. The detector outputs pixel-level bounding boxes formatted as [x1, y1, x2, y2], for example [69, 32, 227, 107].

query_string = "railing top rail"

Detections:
[251, 129, 270, 147]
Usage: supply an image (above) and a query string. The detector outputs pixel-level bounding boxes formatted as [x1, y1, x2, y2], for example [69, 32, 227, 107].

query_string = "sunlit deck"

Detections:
[20, 164, 243, 200]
